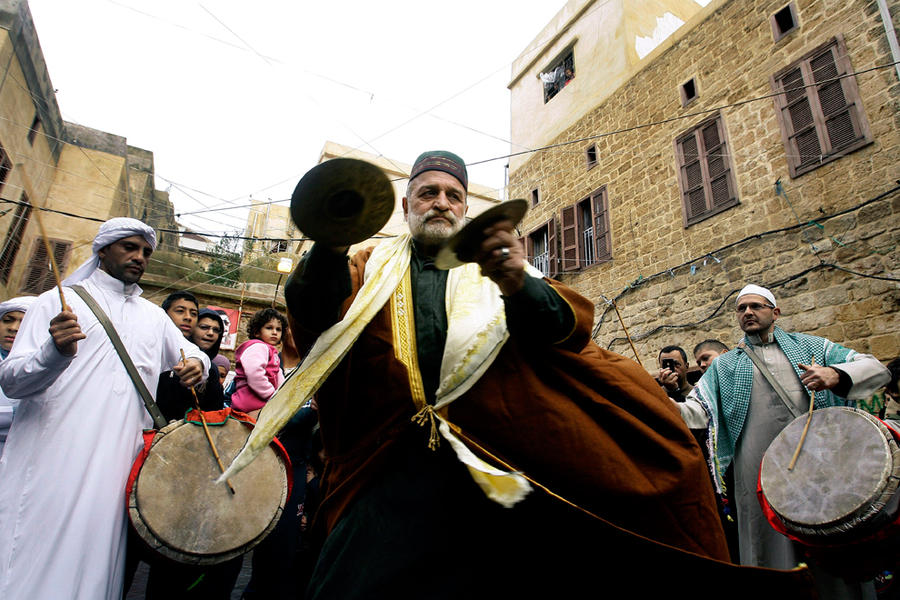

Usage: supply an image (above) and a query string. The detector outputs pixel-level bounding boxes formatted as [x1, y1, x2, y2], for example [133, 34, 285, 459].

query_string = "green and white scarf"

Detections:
[692, 326, 856, 489]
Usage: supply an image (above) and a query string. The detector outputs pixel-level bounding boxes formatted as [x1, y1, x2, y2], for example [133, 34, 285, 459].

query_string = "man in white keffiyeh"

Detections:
[0, 218, 208, 600]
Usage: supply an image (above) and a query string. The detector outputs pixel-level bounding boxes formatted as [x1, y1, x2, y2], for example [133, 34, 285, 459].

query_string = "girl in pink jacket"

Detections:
[231, 308, 287, 418]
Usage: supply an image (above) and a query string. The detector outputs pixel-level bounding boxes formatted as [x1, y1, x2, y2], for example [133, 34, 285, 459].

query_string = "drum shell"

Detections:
[758, 407, 900, 579]
[127, 409, 291, 565]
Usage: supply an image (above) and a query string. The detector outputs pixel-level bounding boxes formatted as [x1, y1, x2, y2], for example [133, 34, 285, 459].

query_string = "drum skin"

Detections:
[128, 412, 290, 565]
[760, 407, 900, 541]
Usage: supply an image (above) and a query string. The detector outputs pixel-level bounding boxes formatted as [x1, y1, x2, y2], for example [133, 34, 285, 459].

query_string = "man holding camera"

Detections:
[656, 345, 694, 402]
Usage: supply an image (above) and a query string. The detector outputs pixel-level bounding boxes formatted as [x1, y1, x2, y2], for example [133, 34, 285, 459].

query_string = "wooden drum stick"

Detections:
[181, 350, 236, 494]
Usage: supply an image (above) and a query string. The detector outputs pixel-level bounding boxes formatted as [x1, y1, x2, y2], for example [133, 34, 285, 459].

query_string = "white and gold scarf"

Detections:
[221, 234, 534, 506]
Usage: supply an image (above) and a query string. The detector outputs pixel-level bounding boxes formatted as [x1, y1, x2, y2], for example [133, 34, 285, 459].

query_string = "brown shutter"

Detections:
[0, 145, 11, 195]
[593, 189, 611, 260]
[772, 36, 871, 178]
[560, 205, 578, 271]
[704, 120, 734, 209]
[810, 45, 861, 153]
[524, 233, 534, 268]
[779, 66, 822, 170]
[547, 218, 558, 279]
[0, 200, 31, 284]
[20, 238, 71, 294]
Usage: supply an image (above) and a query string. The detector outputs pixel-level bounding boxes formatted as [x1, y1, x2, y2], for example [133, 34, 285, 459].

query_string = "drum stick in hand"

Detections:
[788, 357, 817, 471]
[181, 350, 236, 494]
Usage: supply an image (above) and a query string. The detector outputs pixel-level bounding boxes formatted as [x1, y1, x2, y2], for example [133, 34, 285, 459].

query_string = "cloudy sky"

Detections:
[27, 0, 572, 236]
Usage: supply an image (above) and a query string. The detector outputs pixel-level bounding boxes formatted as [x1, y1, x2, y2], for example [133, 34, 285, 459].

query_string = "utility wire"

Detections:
[592, 182, 900, 344]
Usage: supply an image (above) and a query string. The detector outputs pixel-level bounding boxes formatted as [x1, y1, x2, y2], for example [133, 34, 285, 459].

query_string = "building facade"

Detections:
[508, 0, 900, 373]
[0, 0, 177, 299]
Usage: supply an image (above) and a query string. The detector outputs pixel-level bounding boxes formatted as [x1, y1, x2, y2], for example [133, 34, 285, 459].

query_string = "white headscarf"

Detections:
[0, 296, 36, 319]
[736, 284, 777, 308]
[61, 218, 158, 286]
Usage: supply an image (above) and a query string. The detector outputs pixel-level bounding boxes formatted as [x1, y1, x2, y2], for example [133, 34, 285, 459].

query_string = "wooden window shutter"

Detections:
[810, 44, 865, 154]
[20, 238, 71, 295]
[592, 189, 611, 261]
[771, 36, 871, 178]
[0, 200, 31, 284]
[703, 120, 734, 210]
[676, 114, 739, 226]
[0, 145, 11, 195]
[547, 218, 558, 279]
[560, 205, 579, 271]
[524, 234, 534, 269]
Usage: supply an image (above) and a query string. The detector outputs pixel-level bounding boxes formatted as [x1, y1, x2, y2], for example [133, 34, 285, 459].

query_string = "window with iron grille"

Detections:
[771, 36, 872, 178]
[0, 199, 31, 284]
[20, 237, 71, 295]
[674, 114, 739, 227]
[560, 187, 611, 271]
[525, 219, 557, 278]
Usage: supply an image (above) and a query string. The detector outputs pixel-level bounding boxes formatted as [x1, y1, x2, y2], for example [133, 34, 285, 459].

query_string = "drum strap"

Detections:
[739, 342, 800, 418]
[69, 285, 168, 429]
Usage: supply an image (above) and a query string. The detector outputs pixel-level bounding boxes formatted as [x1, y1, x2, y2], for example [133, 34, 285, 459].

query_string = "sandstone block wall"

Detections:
[509, 0, 900, 371]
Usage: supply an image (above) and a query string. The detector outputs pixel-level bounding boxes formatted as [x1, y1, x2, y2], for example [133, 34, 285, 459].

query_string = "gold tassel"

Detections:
[411, 405, 441, 450]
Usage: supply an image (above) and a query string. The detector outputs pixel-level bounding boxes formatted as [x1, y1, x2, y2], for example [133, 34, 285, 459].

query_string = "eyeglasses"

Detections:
[735, 302, 775, 313]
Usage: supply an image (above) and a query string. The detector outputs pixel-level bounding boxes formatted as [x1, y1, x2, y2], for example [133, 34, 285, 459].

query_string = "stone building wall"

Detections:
[509, 0, 900, 372]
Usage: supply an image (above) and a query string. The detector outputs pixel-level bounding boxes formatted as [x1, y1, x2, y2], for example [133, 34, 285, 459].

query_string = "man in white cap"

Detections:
[0, 295, 36, 456]
[678, 284, 888, 599]
[0, 218, 209, 600]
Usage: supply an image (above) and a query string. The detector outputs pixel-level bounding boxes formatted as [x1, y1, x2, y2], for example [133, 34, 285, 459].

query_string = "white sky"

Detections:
[26, 0, 568, 237]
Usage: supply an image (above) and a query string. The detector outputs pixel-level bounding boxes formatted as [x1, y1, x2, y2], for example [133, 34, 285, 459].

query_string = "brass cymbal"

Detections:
[434, 199, 529, 270]
[290, 158, 395, 247]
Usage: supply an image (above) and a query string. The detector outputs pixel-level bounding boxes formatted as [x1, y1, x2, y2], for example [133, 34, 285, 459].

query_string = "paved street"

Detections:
[125, 554, 253, 599]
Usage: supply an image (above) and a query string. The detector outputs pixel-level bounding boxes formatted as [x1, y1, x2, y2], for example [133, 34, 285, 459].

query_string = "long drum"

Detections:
[127, 408, 291, 565]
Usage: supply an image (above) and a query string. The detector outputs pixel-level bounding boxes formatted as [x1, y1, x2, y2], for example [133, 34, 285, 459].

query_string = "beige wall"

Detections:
[509, 0, 900, 369]
[0, 3, 181, 300]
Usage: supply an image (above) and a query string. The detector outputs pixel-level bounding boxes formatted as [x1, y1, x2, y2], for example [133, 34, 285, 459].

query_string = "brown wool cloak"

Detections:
[290, 248, 817, 598]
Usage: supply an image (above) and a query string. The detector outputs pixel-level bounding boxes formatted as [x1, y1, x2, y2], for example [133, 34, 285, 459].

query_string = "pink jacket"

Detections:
[231, 339, 284, 413]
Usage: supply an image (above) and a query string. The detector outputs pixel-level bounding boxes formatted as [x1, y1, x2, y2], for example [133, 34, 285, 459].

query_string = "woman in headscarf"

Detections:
[0, 296, 36, 456]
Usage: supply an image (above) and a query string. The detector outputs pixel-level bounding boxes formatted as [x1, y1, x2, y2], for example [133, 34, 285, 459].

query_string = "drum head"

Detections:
[760, 407, 899, 538]
[131, 418, 288, 564]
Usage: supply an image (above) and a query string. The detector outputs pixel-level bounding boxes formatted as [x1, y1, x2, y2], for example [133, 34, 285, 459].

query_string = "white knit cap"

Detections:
[736, 284, 776, 307]
[0, 295, 36, 319]
[61, 218, 158, 286]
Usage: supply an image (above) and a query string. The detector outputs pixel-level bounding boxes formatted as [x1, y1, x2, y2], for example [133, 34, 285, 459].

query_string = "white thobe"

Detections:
[733, 338, 883, 600]
[0, 269, 209, 600]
